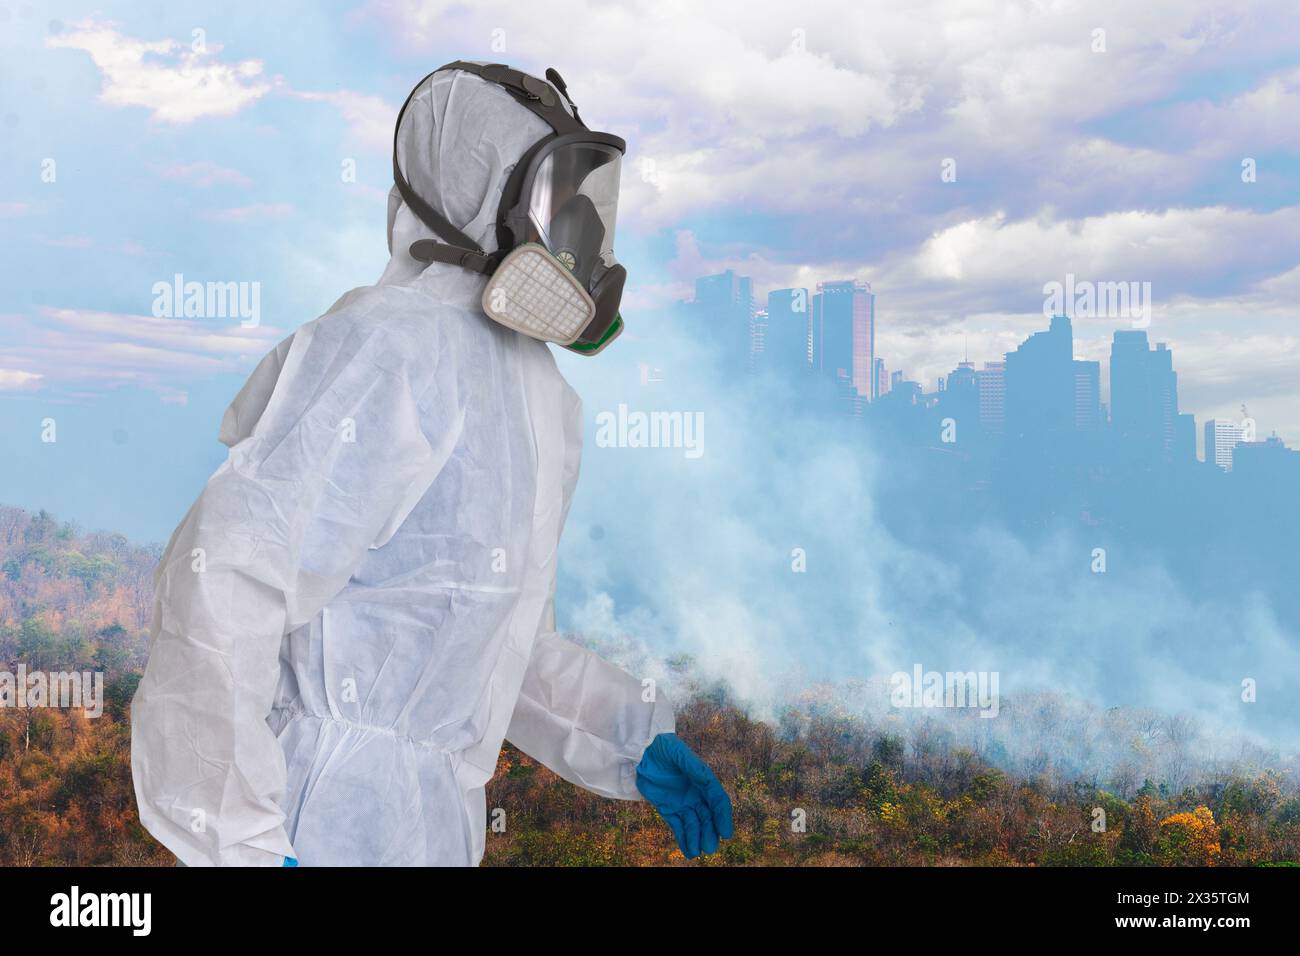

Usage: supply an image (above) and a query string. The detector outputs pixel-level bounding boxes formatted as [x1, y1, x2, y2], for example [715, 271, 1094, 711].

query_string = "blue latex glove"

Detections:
[283, 856, 298, 867]
[636, 733, 734, 859]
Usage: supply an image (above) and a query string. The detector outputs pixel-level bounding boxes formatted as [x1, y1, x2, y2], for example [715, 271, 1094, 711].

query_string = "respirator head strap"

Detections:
[391, 66, 493, 258]
[438, 60, 587, 135]
[407, 239, 501, 274]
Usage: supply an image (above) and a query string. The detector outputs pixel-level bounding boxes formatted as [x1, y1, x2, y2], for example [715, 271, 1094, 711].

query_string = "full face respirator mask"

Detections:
[393, 61, 627, 356]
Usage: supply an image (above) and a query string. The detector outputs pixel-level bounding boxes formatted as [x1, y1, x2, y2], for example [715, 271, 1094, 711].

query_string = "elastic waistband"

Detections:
[272, 707, 452, 754]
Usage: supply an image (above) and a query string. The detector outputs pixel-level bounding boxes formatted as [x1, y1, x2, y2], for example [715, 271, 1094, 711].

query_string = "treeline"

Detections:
[0, 506, 165, 865]
[0, 506, 156, 673]
[1, 504, 1297, 866]
[482, 693, 1300, 866]
[5, 687, 1296, 867]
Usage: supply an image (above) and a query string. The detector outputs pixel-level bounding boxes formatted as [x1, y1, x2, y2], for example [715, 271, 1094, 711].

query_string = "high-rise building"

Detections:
[882, 379, 922, 406]
[943, 361, 979, 442]
[1153, 342, 1178, 454]
[694, 269, 752, 315]
[693, 270, 754, 370]
[946, 361, 976, 390]
[748, 308, 768, 372]
[1004, 315, 1075, 440]
[1175, 413, 1197, 463]
[811, 280, 874, 398]
[1204, 419, 1244, 471]
[853, 287, 875, 399]
[874, 357, 890, 398]
[1110, 331, 1180, 460]
[975, 361, 1006, 433]
[1073, 360, 1101, 431]
[765, 288, 811, 374]
[1233, 435, 1300, 482]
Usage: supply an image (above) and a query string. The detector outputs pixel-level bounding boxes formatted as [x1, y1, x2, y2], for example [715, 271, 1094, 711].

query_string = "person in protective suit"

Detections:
[130, 62, 732, 866]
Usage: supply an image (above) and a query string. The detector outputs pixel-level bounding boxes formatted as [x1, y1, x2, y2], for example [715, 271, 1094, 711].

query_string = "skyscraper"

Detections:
[694, 269, 752, 315]
[853, 287, 875, 399]
[1073, 360, 1101, 431]
[811, 280, 874, 398]
[1204, 419, 1244, 471]
[1175, 412, 1197, 462]
[946, 361, 976, 389]
[975, 361, 1006, 434]
[692, 270, 754, 370]
[874, 357, 890, 398]
[749, 308, 768, 373]
[1110, 331, 1181, 461]
[765, 287, 811, 374]
[1004, 314, 1075, 440]
[943, 360, 979, 443]
[1234, 435, 1300, 482]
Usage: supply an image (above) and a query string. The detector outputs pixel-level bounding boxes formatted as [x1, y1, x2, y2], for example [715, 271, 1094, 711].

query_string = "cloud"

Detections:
[352, 1, 1300, 443]
[0, 369, 43, 391]
[156, 160, 254, 188]
[42, 18, 395, 191]
[1162, 66, 1300, 155]
[37, 307, 276, 355]
[0, 307, 280, 401]
[662, 198, 1300, 444]
[361, 0, 1300, 234]
[46, 20, 274, 123]
[902, 204, 1300, 293]
[293, 90, 397, 153]
[0, 202, 31, 218]
[41, 236, 96, 249]
[196, 203, 295, 223]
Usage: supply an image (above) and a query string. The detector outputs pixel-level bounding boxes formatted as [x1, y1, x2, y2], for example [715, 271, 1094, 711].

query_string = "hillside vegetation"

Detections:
[2, 505, 1297, 866]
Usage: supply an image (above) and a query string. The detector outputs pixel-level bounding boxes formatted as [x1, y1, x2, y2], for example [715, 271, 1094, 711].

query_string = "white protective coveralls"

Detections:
[130, 67, 675, 866]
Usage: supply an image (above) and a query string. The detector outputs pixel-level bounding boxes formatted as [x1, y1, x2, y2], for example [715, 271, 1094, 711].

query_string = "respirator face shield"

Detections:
[487, 133, 626, 352]
[395, 61, 628, 356]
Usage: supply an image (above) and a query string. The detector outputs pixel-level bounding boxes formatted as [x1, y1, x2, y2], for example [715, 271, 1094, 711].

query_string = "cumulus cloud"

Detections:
[46, 20, 274, 123]
[23, 6, 1300, 438]
[44, 17, 393, 163]
[1162, 66, 1300, 155]
[361, 0, 1300, 231]
[657, 195, 1300, 443]
[348, 1, 1300, 446]
[901, 204, 1300, 294]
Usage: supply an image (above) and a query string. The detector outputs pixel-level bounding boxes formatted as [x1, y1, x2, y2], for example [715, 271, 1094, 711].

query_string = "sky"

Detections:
[3, 1, 1299, 541]
[1, 1, 1298, 756]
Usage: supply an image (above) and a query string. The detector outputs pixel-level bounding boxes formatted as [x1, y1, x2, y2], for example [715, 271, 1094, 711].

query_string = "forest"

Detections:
[1, 504, 1297, 866]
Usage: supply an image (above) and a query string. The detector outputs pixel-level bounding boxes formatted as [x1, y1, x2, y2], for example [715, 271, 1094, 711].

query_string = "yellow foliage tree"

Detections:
[1158, 805, 1221, 866]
